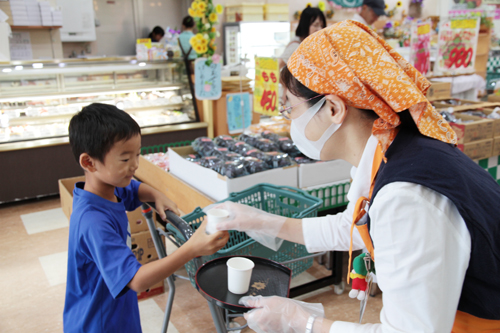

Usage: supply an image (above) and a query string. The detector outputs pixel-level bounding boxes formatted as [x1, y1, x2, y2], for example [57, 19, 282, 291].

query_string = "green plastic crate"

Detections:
[141, 140, 192, 155]
[306, 181, 351, 212]
[168, 183, 322, 286]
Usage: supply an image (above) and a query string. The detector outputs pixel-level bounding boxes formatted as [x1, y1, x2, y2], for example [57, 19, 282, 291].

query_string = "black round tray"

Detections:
[195, 255, 292, 312]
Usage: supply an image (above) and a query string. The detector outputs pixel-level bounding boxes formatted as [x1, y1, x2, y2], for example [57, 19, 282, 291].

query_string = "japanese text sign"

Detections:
[195, 58, 222, 100]
[254, 57, 279, 116]
[436, 17, 480, 75]
[410, 19, 431, 75]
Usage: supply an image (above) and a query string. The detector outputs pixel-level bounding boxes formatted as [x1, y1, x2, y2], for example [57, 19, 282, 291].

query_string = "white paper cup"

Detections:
[205, 208, 229, 235]
[227, 257, 255, 294]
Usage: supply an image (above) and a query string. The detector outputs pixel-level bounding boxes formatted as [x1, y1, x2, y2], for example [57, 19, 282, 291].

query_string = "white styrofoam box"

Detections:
[169, 146, 298, 201]
[298, 159, 352, 188]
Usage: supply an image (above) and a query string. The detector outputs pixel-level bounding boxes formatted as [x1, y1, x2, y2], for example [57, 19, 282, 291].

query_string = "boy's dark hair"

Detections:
[280, 66, 378, 119]
[69, 103, 141, 164]
[149, 26, 165, 38]
[182, 16, 195, 29]
[295, 7, 326, 39]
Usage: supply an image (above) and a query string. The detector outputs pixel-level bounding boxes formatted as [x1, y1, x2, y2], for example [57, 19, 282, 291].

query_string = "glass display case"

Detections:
[0, 57, 200, 145]
[0, 57, 207, 203]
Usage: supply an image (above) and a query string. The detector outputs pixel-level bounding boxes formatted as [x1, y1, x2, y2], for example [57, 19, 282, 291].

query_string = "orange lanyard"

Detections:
[347, 143, 383, 283]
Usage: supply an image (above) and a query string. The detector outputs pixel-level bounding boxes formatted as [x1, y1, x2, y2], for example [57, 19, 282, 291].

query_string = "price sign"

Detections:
[435, 17, 479, 75]
[194, 58, 222, 100]
[410, 19, 431, 75]
[254, 57, 280, 116]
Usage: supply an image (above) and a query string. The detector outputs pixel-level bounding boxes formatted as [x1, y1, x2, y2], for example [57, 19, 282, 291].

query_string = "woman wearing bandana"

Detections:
[215, 21, 500, 333]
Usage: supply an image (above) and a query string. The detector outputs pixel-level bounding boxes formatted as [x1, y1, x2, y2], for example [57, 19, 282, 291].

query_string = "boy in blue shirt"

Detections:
[63, 103, 229, 332]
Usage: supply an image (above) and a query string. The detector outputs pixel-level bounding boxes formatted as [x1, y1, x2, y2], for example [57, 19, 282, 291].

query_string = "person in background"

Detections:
[352, 0, 386, 26]
[178, 16, 197, 61]
[148, 26, 165, 42]
[279, 6, 326, 105]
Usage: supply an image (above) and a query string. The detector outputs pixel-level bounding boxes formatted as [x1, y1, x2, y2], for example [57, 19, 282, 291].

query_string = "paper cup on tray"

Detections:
[227, 257, 255, 294]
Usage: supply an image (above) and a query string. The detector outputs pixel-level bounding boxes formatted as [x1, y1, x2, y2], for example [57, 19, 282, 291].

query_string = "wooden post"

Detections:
[203, 99, 214, 138]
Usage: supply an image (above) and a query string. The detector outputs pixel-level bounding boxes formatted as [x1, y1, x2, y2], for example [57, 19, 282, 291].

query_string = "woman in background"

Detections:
[279, 6, 326, 105]
[148, 26, 165, 42]
[178, 16, 197, 61]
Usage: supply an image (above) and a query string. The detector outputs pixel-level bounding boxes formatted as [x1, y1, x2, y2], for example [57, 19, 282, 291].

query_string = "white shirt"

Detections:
[352, 13, 369, 26]
[279, 36, 301, 64]
[302, 135, 472, 332]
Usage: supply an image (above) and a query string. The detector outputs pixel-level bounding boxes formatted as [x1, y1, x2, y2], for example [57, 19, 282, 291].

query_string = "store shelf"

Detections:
[0, 122, 208, 152]
[10, 26, 62, 30]
[0, 83, 185, 103]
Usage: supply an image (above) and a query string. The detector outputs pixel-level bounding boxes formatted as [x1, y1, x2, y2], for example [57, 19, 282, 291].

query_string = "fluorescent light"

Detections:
[58, 63, 66, 67]
[2, 68, 12, 73]
[138, 62, 147, 67]
[130, 60, 137, 64]
[32, 63, 44, 69]
[14, 66, 23, 71]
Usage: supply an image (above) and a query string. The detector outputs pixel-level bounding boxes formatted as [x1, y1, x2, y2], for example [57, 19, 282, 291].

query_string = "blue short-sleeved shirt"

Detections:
[63, 180, 143, 333]
[178, 31, 196, 60]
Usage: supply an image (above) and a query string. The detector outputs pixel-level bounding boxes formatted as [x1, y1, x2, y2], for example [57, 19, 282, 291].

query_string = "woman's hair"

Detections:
[183, 16, 195, 29]
[295, 7, 327, 39]
[149, 26, 165, 38]
[280, 66, 379, 119]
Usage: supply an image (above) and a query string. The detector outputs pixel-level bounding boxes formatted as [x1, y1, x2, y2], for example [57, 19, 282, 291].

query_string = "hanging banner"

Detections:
[410, 19, 431, 75]
[435, 17, 480, 75]
[226, 92, 252, 134]
[254, 57, 279, 116]
[194, 58, 222, 100]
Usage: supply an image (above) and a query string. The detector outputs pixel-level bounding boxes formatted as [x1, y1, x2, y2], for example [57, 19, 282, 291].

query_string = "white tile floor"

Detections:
[21, 207, 69, 235]
[139, 299, 179, 333]
[39, 251, 68, 287]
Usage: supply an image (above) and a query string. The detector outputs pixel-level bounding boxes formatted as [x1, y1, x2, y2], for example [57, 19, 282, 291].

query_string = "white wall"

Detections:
[62, 0, 183, 57]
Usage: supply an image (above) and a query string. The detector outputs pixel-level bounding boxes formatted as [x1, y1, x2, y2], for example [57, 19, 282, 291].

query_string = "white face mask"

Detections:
[290, 97, 343, 160]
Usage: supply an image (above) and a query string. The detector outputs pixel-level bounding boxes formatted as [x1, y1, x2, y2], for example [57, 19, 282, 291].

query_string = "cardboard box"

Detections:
[488, 95, 500, 103]
[449, 113, 494, 144]
[493, 136, 500, 157]
[475, 53, 488, 79]
[476, 33, 490, 56]
[426, 81, 451, 101]
[264, 3, 289, 21]
[58, 176, 85, 220]
[58, 176, 156, 233]
[135, 155, 215, 215]
[472, 108, 500, 137]
[458, 138, 493, 160]
[298, 159, 352, 188]
[131, 230, 159, 265]
[137, 280, 164, 300]
[431, 98, 482, 111]
[126, 207, 152, 234]
[169, 146, 298, 202]
[226, 3, 264, 22]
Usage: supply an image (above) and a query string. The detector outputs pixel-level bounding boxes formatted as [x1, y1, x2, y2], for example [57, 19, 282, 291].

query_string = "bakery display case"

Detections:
[0, 57, 208, 203]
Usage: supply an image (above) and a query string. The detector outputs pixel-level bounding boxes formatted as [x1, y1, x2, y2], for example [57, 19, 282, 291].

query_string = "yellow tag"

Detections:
[136, 38, 152, 49]
[451, 19, 477, 30]
[417, 24, 430, 35]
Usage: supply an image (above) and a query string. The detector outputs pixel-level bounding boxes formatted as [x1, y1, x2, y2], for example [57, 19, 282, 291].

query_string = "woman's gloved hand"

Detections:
[205, 201, 286, 251]
[240, 296, 324, 333]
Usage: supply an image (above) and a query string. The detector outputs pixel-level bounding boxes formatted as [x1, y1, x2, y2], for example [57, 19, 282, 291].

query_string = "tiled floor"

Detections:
[0, 196, 383, 332]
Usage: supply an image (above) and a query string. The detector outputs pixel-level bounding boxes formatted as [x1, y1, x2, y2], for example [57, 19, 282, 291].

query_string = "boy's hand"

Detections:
[186, 219, 230, 257]
[155, 193, 180, 219]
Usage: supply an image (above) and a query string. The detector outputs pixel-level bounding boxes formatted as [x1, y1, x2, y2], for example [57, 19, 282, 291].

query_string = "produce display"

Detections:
[185, 133, 306, 178]
[143, 152, 170, 171]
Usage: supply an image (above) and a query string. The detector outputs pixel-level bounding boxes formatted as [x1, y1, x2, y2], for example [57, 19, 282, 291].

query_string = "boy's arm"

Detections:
[137, 182, 180, 219]
[127, 219, 229, 292]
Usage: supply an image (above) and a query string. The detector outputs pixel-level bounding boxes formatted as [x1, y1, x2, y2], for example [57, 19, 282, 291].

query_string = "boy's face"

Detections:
[92, 134, 142, 188]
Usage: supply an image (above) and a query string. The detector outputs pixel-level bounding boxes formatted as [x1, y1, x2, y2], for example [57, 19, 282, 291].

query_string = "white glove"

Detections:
[240, 296, 324, 333]
[205, 201, 287, 251]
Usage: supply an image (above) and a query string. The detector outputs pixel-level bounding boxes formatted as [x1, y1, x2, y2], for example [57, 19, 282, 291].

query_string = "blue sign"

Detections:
[194, 58, 222, 100]
[226, 92, 252, 134]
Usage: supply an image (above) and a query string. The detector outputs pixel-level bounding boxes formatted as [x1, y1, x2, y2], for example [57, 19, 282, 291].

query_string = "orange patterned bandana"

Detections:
[287, 20, 457, 152]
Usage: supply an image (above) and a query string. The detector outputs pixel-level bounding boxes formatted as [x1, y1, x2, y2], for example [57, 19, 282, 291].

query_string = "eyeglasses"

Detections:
[279, 95, 324, 120]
